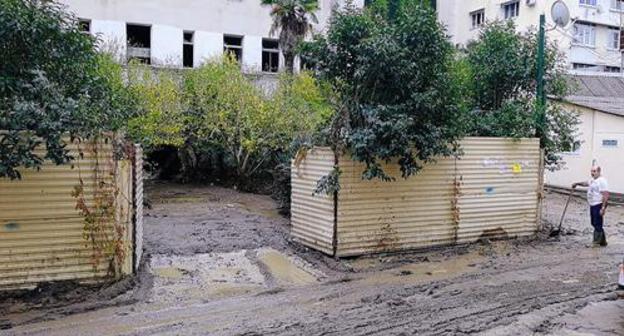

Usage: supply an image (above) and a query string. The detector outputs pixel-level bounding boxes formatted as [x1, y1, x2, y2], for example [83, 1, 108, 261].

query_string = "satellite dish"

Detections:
[551, 0, 571, 27]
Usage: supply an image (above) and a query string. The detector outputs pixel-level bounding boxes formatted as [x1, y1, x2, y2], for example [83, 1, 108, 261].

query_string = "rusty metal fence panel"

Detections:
[0, 137, 135, 290]
[290, 148, 336, 255]
[455, 137, 540, 243]
[290, 137, 541, 257]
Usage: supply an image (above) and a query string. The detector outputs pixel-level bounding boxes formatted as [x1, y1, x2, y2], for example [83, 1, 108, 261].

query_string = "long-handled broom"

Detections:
[549, 189, 574, 237]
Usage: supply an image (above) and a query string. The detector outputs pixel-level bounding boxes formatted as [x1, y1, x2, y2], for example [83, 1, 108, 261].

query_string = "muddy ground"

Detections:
[2, 182, 624, 335]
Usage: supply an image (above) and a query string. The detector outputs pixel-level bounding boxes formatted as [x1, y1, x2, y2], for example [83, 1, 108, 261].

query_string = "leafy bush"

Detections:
[127, 57, 332, 187]
[301, 3, 464, 180]
[127, 65, 186, 149]
[463, 21, 579, 170]
[0, 0, 135, 179]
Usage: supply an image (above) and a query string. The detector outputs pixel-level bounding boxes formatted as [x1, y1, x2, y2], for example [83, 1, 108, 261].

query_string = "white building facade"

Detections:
[60, 0, 364, 72]
[438, 0, 624, 73]
[546, 73, 624, 193]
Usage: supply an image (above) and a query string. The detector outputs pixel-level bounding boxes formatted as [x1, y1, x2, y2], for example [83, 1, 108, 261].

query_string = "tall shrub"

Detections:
[464, 22, 579, 170]
[301, 3, 465, 181]
[0, 0, 134, 179]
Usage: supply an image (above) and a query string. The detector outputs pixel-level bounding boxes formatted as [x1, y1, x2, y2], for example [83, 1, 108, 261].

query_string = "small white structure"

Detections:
[437, 0, 624, 73]
[546, 73, 624, 193]
[59, 0, 364, 71]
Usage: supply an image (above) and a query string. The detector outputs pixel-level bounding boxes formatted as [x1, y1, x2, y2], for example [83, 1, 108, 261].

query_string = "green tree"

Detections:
[261, 0, 319, 73]
[127, 56, 332, 183]
[127, 64, 186, 149]
[0, 0, 134, 179]
[184, 57, 331, 179]
[367, 0, 436, 20]
[464, 21, 578, 170]
[301, 3, 464, 180]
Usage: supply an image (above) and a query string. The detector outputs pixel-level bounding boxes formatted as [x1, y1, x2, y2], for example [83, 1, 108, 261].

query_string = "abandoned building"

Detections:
[59, 0, 364, 72]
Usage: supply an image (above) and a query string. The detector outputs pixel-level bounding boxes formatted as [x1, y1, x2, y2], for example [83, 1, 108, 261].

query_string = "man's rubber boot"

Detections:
[591, 231, 600, 247]
[599, 231, 608, 247]
[618, 262, 624, 290]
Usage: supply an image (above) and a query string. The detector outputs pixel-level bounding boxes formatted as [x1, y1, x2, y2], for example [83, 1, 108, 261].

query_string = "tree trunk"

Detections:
[284, 53, 295, 74]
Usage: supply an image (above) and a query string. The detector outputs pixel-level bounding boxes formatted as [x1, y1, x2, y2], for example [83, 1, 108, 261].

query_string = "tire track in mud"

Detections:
[241, 253, 619, 336]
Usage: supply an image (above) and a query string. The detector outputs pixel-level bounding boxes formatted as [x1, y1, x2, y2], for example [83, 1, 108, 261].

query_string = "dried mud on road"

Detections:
[2, 183, 624, 336]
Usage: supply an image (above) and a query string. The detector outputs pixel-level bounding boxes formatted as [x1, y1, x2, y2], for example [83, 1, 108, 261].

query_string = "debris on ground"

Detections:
[2, 186, 623, 336]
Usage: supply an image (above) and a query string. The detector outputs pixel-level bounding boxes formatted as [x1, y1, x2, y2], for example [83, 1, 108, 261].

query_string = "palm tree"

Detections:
[261, 0, 319, 73]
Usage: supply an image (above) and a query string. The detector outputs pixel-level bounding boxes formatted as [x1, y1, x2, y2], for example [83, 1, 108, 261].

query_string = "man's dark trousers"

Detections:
[590, 204, 606, 245]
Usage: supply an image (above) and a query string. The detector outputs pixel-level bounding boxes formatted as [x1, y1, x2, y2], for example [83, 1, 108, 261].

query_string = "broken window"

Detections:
[223, 35, 243, 63]
[262, 39, 279, 73]
[127, 24, 151, 64]
[183, 31, 194, 68]
[470, 9, 485, 29]
[78, 19, 90, 34]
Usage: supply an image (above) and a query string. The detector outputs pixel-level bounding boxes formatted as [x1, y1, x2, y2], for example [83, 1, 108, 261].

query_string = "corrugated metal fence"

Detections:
[133, 144, 144, 272]
[291, 137, 542, 257]
[0, 137, 143, 290]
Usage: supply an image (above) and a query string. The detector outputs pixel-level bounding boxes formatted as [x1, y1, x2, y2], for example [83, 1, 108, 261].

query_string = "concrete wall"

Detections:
[438, 0, 624, 70]
[152, 24, 183, 66]
[545, 102, 624, 193]
[59, 0, 364, 70]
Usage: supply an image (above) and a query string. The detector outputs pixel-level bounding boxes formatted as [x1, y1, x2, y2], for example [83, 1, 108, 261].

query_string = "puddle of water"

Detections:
[153, 267, 185, 279]
[150, 251, 267, 303]
[235, 201, 283, 220]
[258, 249, 319, 285]
[361, 251, 484, 286]
[156, 196, 207, 204]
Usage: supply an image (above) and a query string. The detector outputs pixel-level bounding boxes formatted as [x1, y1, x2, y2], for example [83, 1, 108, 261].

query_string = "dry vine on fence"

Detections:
[71, 136, 128, 278]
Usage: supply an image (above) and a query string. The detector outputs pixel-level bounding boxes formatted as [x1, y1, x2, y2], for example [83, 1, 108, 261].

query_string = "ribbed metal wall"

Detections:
[290, 148, 336, 255]
[290, 137, 541, 257]
[133, 144, 144, 272]
[0, 138, 134, 290]
[336, 156, 456, 257]
[455, 137, 540, 243]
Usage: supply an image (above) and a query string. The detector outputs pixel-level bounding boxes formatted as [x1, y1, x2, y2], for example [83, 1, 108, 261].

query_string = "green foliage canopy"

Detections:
[261, 0, 319, 73]
[0, 0, 134, 179]
[127, 57, 332, 181]
[463, 21, 579, 170]
[301, 3, 464, 180]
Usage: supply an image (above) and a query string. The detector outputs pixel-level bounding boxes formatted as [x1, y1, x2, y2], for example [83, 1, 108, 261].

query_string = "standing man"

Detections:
[573, 166, 610, 247]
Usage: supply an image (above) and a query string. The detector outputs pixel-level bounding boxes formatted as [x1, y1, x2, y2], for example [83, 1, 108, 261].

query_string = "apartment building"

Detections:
[438, 0, 624, 73]
[60, 0, 364, 72]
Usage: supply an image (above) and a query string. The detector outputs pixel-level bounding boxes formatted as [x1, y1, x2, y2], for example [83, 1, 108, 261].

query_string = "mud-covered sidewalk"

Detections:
[2, 183, 624, 335]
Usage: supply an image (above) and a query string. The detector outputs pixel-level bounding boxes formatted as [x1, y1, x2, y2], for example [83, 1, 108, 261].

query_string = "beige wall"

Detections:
[545, 102, 624, 193]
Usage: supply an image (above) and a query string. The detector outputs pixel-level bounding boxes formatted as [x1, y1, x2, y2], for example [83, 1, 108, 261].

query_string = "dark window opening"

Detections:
[224, 35, 243, 63]
[503, 1, 520, 19]
[262, 39, 279, 72]
[572, 63, 597, 72]
[300, 57, 313, 71]
[78, 19, 90, 33]
[183, 31, 194, 68]
[127, 24, 151, 64]
[562, 140, 581, 153]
